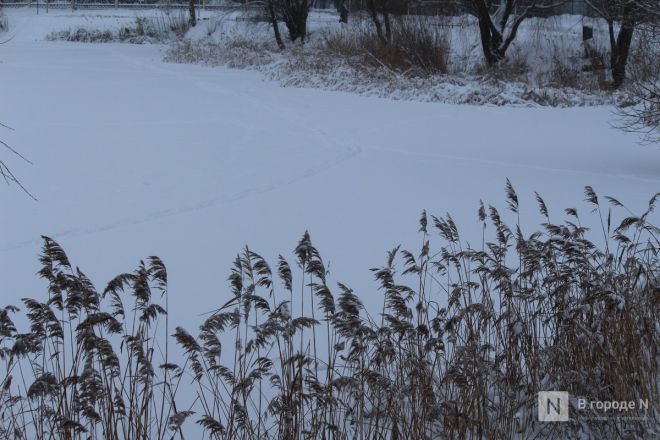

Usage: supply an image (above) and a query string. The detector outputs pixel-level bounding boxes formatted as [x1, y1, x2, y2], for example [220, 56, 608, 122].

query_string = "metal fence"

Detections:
[0, 1, 257, 9]
[0, 0, 597, 17]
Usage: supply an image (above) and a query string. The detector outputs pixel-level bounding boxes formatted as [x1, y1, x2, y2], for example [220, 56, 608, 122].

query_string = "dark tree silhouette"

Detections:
[460, 0, 566, 64]
[585, 0, 653, 88]
[188, 0, 196, 27]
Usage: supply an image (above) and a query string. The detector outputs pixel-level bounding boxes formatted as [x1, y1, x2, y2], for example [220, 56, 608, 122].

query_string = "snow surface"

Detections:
[1, 8, 659, 333]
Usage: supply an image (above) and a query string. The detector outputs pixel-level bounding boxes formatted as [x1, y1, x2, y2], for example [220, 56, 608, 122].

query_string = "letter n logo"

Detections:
[538, 391, 569, 422]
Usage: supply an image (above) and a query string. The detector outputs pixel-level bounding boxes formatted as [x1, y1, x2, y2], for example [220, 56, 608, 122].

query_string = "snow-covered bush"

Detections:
[166, 37, 278, 69]
[46, 13, 190, 44]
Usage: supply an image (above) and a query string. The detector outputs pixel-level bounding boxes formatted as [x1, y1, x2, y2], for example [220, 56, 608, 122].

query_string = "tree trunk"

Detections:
[477, 16, 505, 65]
[268, 0, 286, 49]
[611, 14, 634, 88]
[382, 1, 391, 44]
[474, 1, 505, 65]
[477, 17, 496, 64]
[189, 0, 197, 27]
[338, 1, 349, 23]
[366, 0, 387, 46]
[281, 0, 309, 42]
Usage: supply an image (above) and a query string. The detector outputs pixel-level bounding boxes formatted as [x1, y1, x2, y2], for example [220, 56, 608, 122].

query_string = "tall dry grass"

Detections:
[1, 183, 658, 439]
[319, 16, 450, 77]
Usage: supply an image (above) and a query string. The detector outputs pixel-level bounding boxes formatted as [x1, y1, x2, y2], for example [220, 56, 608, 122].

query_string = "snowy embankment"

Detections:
[9, 6, 631, 106]
[168, 11, 621, 106]
[1, 6, 658, 330]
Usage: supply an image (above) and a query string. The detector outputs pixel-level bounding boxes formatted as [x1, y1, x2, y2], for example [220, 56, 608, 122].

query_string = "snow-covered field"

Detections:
[1, 8, 658, 331]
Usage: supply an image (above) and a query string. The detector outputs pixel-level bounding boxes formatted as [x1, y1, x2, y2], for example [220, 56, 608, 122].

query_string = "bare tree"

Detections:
[265, 0, 311, 44]
[615, 0, 660, 142]
[274, 0, 311, 42]
[460, 0, 564, 64]
[585, 0, 651, 88]
[618, 82, 660, 143]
